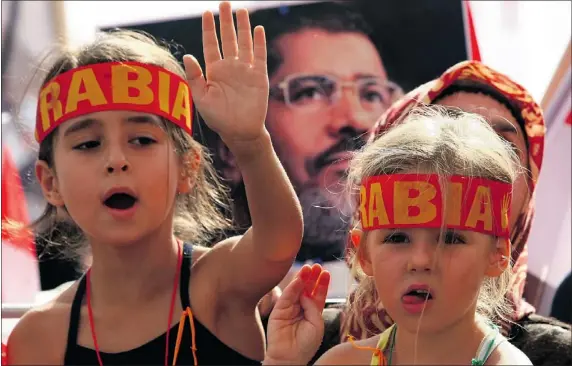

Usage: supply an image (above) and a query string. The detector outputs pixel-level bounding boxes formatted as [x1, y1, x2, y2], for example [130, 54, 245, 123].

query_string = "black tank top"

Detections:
[64, 244, 260, 365]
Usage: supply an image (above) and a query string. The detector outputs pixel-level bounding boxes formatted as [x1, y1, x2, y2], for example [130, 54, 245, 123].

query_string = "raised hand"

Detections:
[265, 264, 331, 365]
[183, 1, 269, 150]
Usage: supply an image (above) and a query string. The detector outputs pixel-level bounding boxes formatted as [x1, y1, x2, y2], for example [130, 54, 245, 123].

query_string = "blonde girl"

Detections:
[264, 107, 532, 365]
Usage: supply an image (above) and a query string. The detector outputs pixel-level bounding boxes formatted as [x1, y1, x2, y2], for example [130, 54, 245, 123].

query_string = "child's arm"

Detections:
[183, 1, 303, 307]
[216, 132, 303, 304]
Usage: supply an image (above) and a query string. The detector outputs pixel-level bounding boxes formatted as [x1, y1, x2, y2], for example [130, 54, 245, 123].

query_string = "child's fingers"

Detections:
[309, 264, 322, 280]
[311, 270, 330, 311]
[304, 264, 322, 296]
[201, 11, 222, 66]
[274, 265, 311, 310]
[274, 277, 304, 310]
[252, 26, 267, 71]
[298, 264, 313, 281]
[182, 55, 206, 101]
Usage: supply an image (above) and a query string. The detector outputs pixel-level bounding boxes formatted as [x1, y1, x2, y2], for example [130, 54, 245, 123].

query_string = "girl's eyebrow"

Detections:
[125, 114, 163, 127]
[63, 118, 99, 138]
[63, 114, 163, 138]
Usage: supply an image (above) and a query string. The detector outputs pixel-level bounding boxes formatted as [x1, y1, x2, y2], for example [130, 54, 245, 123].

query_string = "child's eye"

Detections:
[73, 140, 100, 150]
[383, 231, 410, 244]
[442, 230, 466, 244]
[131, 137, 157, 146]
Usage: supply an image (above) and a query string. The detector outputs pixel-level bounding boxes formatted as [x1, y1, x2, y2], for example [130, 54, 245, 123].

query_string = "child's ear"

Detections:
[350, 228, 374, 276]
[35, 160, 65, 207]
[178, 152, 200, 194]
[486, 238, 511, 277]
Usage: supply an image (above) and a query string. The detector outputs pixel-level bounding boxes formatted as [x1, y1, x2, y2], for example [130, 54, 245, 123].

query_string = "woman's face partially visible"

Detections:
[435, 92, 529, 229]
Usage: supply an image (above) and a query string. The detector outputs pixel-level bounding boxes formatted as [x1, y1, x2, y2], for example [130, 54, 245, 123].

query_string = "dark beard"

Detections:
[296, 187, 352, 263]
[308, 134, 367, 177]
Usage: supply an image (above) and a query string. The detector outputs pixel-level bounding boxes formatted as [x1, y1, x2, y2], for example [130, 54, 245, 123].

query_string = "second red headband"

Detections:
[358, 174, 512, 238]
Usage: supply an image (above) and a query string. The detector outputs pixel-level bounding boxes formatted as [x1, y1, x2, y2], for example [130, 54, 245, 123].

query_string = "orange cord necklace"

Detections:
[347, 335, 388, 366]
[347, 325, 397, 366]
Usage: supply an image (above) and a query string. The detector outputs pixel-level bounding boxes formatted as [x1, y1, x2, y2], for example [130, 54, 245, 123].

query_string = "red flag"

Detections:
[464, 1, 481, 61]
[1, 146, 40, 304]
[2, 147, 34, 251]
[2, 342, 7, 365]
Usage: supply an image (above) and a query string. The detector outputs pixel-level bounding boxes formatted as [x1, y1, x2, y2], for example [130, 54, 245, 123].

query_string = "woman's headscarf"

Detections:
[342, 60, 546, 340]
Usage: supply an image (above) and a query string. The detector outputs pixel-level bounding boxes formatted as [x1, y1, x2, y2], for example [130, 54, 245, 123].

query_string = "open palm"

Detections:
[183, 2, 269, 146]
[266, 264, 331, 365]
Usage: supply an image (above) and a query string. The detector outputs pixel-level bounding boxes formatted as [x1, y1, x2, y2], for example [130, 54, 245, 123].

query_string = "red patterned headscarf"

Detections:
[342, 60, 546, 340]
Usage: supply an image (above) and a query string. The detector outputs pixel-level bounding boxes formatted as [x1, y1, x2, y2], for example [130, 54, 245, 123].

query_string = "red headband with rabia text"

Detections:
[359, 174, 512, 238]
[35, 61, 193, 143]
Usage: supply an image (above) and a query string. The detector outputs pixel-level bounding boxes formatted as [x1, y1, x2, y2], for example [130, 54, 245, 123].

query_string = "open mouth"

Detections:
[403, 289, 433, 301]
[401, 285, 434, 313]
[103, 193, 137, 210]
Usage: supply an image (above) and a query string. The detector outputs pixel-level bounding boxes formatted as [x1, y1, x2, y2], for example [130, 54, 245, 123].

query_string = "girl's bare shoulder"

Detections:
[488, 339, 532, 365]
[6, 281, 80, 365]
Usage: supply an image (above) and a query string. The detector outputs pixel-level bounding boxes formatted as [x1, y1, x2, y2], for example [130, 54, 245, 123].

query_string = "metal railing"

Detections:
[1, 304, 32, 319]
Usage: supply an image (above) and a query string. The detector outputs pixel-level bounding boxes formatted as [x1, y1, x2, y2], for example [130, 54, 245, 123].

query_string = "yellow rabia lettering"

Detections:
[393, 181, 437, 224]
[111, 65, 153, 105]
[39, 82, 63, 131]
[465, 186, 493, 230]
[171, 82, 191, 129]
[65, 69, 107, 113]
[500, 193, 510, 230]
[368, 183, 389, 228]
[158, 71, 171, 114]
[359, 186, 368, 228]
[445, 182, 463, 226]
